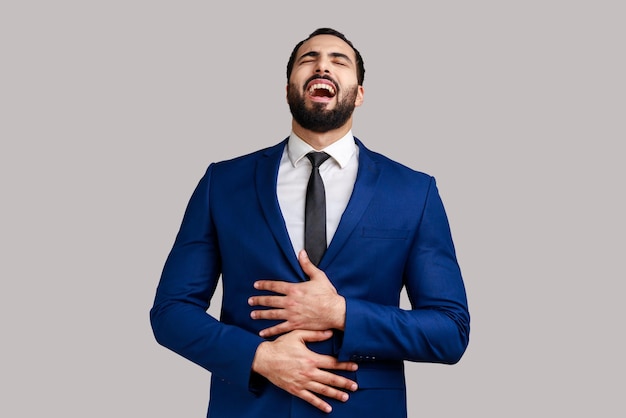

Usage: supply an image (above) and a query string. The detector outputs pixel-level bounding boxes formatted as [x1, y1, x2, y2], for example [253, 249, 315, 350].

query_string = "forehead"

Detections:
[296, 34, 356, 61]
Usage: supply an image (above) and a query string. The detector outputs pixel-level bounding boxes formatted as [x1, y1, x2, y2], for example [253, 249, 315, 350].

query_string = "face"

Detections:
[287, 34, 364, 133]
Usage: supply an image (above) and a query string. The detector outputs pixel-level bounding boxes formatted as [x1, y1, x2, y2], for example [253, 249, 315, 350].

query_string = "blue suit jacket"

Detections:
[150, 138, 470, 417]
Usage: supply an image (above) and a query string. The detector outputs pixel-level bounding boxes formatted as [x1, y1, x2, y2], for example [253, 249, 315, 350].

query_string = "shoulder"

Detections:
[355, 137, 433, 184]
[206, 139, 286, 173]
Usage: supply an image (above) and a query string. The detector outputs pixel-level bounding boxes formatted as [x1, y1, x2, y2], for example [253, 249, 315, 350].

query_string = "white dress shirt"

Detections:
[277, 131, 359, 256]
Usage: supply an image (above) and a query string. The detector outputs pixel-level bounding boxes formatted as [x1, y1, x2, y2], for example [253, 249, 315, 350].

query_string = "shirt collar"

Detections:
[287, 130, 356, 169]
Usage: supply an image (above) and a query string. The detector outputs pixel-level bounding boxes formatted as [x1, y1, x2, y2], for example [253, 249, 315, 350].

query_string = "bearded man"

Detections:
[151, 27, 470, 418]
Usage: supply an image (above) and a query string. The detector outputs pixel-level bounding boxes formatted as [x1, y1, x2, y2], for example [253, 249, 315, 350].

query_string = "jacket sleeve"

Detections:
[150, 164, 264, 389]
[337, 177, 470, 364]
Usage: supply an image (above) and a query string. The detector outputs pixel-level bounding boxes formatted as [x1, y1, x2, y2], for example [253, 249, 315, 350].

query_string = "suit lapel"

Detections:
[255, 140, 306, 280]
[319, 139, 381, 269]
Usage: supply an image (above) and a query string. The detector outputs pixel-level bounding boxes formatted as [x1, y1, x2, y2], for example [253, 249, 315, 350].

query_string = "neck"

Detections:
[291, 120, 353, 150]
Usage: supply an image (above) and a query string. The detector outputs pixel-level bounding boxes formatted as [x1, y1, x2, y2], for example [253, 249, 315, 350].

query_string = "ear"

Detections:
[354, 85, 365, 107]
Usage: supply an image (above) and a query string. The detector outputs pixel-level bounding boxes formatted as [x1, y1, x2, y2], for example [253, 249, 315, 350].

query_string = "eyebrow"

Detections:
[298, 51, 353, 65]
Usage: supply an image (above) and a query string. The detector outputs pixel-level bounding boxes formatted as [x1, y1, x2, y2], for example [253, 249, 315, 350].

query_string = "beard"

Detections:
[287, 83, 358, 133]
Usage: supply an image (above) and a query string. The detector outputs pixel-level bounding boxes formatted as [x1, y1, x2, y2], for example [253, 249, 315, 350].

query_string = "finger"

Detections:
[307, 380, 350, 403]
[297, 250, 319, 277]
[248, 295, 285, 308]
[258, 323, 291, 338]
[297, 329, 334, 343]
[297, 249, 314, 271]
[295, 389, 333, 414]
[250, 308, 287, 321]
[315, 354, 359, 373]
[315, 369, 359, 392]
[253, 280, 292, 294]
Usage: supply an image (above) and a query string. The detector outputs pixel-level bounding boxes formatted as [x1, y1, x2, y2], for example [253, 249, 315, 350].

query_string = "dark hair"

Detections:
[286, 28, 365, 85]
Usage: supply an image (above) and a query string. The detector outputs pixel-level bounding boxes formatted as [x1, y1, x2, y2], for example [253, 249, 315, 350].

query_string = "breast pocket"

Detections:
[361, 227, 410, 240]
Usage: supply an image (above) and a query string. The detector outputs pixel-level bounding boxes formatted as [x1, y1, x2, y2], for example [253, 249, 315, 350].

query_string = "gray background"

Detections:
[2, 1, 624, 416]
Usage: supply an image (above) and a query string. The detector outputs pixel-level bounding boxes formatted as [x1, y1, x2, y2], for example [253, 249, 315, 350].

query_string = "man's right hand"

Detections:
[251, 329, 358, 414]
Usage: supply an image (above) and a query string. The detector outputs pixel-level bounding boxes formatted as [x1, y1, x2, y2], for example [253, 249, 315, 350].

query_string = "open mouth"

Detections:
[306, 79, 336, 98]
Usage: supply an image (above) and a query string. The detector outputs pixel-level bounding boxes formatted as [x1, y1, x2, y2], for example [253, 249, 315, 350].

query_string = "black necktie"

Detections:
[305, 152, 331, 266]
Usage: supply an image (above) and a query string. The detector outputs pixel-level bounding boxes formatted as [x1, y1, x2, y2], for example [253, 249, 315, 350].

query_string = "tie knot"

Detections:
[306, 152, 331, 168]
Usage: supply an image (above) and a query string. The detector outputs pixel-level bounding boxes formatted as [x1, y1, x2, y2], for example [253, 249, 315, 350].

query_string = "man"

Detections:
[150, 28, 470, 417]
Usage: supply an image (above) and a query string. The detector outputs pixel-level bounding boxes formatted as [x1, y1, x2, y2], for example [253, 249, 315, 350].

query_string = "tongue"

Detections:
[312, 88, 333, 98]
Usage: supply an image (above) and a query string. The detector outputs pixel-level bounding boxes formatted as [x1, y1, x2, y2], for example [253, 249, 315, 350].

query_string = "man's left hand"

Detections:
[249, 250, 346, 337]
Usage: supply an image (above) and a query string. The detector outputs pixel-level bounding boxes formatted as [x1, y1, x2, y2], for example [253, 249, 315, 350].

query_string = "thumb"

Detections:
[297, 329, 333, 343]
[298, 250, 320, 279]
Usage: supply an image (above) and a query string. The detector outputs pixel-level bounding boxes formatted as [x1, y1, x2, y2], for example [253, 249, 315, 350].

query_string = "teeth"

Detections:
[309, 83, 335, 95]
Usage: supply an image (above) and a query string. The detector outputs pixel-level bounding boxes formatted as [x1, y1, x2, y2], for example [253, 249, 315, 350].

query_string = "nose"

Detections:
[315, 58, 331, 74]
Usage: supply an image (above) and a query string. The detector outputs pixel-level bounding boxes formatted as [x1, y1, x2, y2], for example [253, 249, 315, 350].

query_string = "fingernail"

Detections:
[350, 383, 358, 391]
[248, 297, 253, 305]
[341, 393, 349, 401]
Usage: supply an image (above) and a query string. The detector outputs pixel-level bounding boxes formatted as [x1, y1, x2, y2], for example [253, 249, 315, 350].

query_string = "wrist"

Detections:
[332, 295, 347, 331]
[251, 341, 270, 374]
